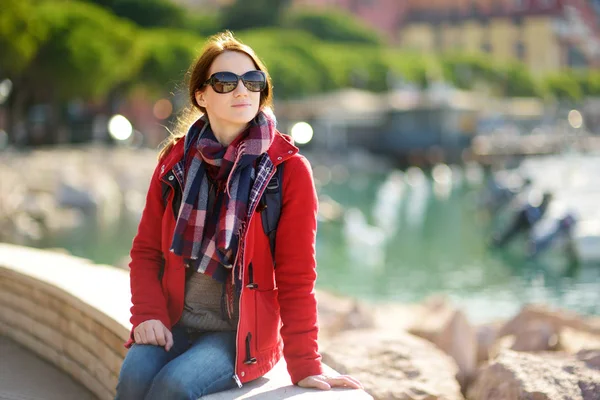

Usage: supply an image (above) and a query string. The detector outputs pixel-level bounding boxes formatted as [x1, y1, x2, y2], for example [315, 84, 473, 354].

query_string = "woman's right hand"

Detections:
[133, 319, 174, 351]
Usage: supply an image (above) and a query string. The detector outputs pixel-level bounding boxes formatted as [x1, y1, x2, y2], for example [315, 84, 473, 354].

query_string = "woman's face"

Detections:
[195, 51, 261, 132]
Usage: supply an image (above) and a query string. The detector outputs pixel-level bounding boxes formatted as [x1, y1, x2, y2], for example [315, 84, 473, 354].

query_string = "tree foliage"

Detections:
[220, 0, 292, 31]
[544, 73, 583, 101]
[139, 29, 202, 93]
[29, 1, 144, 100]
[3, 0, 600, 145]
[283, 8, 382, 45]
[86, 0, 187, 28]
[239, 29, 327, 98]
[0, 0, 49, 77]
[183, 13, 223, 37]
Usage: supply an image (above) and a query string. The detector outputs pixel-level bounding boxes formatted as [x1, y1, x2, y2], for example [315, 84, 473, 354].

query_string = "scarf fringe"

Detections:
[226, 142, 246, 198]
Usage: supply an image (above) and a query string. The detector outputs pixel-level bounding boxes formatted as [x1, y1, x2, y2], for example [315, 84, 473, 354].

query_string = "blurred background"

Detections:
[2, 0, 600, 324]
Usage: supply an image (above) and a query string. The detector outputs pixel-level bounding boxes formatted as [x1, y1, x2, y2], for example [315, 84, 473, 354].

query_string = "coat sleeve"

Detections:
[274, 155, 323, 384]
[127, 161, 170, 344]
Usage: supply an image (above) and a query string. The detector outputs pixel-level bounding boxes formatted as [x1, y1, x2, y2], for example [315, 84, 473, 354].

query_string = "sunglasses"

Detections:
[203, 70, 267, 94]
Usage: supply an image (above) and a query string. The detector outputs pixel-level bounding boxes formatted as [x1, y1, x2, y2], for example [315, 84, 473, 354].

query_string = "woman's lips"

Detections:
[232, 104, 251, 108]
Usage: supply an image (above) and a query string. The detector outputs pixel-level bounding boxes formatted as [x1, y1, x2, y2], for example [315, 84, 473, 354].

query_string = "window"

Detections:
[515, 41, 526, 60]
[515, 0, 528, 10]
[513, 15, 523, 27]
[568, 45, 588, 68]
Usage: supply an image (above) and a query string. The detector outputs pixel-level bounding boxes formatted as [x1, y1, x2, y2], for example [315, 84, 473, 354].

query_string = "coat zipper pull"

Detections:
[233, 374, 243, 388]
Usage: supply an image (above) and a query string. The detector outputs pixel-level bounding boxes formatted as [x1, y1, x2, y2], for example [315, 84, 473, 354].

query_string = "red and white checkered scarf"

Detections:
[170, 110, 275, 282]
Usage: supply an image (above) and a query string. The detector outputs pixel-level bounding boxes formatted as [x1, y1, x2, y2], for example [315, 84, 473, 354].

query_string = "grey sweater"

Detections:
[180, 272, 239, 332]
[179, 174, 240, 332]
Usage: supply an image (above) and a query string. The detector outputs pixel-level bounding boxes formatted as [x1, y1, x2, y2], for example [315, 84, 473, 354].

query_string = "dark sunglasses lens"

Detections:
[212, 72, 238, 93]
[241, 71, 266, 92]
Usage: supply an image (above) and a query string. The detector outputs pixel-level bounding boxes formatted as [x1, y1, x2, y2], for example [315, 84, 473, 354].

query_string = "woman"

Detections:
[115, 31, 363, 400]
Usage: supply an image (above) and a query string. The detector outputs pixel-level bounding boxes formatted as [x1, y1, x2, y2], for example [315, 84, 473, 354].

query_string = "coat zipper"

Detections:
[232, 165, 278, 387]
[233, 374, 243, 388]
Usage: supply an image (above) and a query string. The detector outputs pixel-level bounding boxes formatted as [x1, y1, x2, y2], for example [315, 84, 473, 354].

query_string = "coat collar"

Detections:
[267, 131, 299, 167]
[158, 130, 298, 181]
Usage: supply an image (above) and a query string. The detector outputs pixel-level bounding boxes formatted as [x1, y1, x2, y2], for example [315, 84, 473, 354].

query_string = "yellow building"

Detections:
[399, 0, 600, 73]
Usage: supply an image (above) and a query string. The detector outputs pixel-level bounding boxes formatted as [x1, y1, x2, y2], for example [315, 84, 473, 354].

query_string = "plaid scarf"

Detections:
[170, 110, 275, 283]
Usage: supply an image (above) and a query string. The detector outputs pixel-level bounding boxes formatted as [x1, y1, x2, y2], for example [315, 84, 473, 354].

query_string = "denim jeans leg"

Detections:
[115, 325, 189, 400]
[145, 331, 238, 400]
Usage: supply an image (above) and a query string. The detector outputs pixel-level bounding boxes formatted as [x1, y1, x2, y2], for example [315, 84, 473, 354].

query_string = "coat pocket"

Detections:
[254, 288, 281, 352]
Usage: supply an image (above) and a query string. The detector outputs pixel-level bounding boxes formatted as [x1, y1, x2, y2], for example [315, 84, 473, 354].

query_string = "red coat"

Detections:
[125, 131, 323, 385]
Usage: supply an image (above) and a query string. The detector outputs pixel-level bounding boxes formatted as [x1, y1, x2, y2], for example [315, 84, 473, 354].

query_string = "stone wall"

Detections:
[0, 244, 131, 400]
[0, 243, 371, 400]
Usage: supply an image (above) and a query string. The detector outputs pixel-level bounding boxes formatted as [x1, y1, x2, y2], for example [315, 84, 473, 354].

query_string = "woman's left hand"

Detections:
[297, 374, 364, 391]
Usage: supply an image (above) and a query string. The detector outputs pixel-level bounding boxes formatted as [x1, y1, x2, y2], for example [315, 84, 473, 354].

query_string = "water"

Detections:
[30, 166, 600, 324]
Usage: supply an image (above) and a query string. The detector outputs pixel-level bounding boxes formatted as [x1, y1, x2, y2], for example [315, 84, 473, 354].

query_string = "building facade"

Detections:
[400, 0, 600, 72]
[293, 0, 600, 72]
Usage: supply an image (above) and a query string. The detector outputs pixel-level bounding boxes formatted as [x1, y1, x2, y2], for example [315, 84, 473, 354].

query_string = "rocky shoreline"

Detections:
[0, 146, 157, 243]
[316, 291, 600, 400]
[3, 147, 599, 399]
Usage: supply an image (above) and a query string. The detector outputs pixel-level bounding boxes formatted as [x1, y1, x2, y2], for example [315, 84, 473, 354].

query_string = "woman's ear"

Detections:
[195, 90, 206, 108]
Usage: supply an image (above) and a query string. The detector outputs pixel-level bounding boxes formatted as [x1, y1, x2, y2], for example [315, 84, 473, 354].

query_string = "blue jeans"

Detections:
[115, 325, 238, 400]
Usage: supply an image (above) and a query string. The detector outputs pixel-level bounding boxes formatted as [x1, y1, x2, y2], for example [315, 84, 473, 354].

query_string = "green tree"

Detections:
[13, 1, 145, 144]
[86, 0, 187, 28]
[138, 29, 202, 94]
[544, 73, 583, 101]
[183, 13, 222, 37]
[0, 0, 49, 77]
[283, 9, 381, 45]
[221, 0, 292, 31]
[386, 50, 439, 88]
[315, 44, 391, 90]
[0, 0, 50, 143]
[574, 70, 600, 97]
[240, 29, 327, 98]
[31, 2, 143, 99]
[500, 62, 540, 97]
[441, 53, 503, 90]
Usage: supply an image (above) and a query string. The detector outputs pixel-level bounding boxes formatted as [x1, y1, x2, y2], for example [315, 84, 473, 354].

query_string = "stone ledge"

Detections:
[0, 243, 372, 400]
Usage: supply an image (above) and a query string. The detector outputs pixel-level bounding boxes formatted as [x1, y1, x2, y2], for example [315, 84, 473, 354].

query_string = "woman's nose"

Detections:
[233, 78, 249, 96]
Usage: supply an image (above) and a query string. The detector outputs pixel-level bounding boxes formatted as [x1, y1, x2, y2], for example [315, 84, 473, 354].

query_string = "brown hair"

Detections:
[158, 31, 274, 160]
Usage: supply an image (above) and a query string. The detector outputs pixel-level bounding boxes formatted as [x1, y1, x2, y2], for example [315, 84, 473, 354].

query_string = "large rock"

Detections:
[577, 349, 600, 371]
[316, 290, 376, 341]
[489, 320, 560, 359]
[321, 329, 464, 400]
[406, 296, 477, 389]
[468, 349, 600, 400]
[491, 305, 600, 356]
[558, 327, 600, 354]
[498, 305, 600, 338]
[373, 302, 422, 333]
[475, 321, 502, 363]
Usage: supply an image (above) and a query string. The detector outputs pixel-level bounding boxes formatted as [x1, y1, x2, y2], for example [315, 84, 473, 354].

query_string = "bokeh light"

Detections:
[108, 114, 133, 141]
[290, 122, 313, 145]
[0, 79, 13, 104]
[568, 109, 583, 129]
[432, 163, 452, 185]
[153, 99, 173, 120]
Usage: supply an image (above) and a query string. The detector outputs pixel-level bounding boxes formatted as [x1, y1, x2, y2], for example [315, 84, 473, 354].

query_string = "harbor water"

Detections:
[28, 159, 600, 324]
